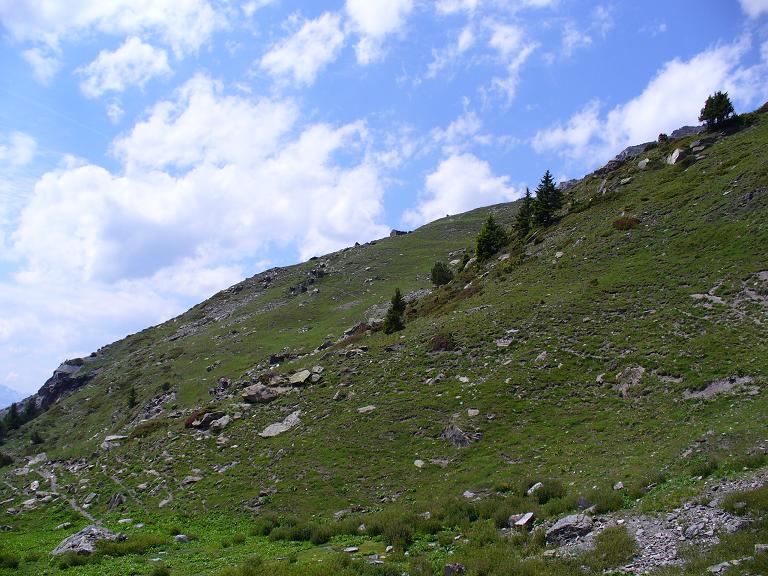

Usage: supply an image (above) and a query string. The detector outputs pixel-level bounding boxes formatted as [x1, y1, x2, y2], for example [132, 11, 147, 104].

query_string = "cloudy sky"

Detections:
[0, 0, 767, 400]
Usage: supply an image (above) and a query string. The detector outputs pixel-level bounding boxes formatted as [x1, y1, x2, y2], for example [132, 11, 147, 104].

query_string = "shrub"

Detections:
[588, 487, 625, 514]
[700, 91, 735, 128]
[723, 485, 768, 515]
[0, 551, 20, 569]
[130, 419, 168, 439]
[383, 288, 406, 334]
[231, 533, 246, 545]
[658, 133, 669, 142]
[30, 430, 44, 445]
[687, 456, 719, 478]
[367, 508, 416, 551]
[150, 563, 171, 576]
[430, 261, 454, 286]
[250, 513, 279, 536]
[0, 452, 13, 467]
[585, 525, 638, 570]
[428, 332, 458, 352]
[309, 523, 334, 545]
[56, 551, 91, 568]
[95, 534, 168, 556]
[613, 217, 640, 230]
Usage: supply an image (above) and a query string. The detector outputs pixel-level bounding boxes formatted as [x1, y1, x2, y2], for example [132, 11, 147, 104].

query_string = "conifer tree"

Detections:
[476, 214, 507, 261]
[699, 91, 735, 128]
[532, 170, 560, 226]
[383, 288, 406, 334]
[516, 187, 533, 238]
[5, 403, 20, 430]
[430, 261, 453, 286]
[127, 386, 137, 409]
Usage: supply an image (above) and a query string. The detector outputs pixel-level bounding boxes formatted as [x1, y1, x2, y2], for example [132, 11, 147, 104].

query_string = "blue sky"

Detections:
[0, 0, 767, 400]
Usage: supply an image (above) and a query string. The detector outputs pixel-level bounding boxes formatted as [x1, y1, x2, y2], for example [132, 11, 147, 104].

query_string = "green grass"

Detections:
[1, 112, 767, 574]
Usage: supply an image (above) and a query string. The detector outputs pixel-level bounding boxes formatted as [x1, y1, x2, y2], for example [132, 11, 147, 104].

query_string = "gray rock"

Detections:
[357, 405, 376, 414]
[209, 414, 231, 431]
[512, 512, 535, 530]
[613, 481, 624, 491]
[670, 125, 704, 139]
[638, 158, 650, 169]
[545, 514, 593, 544]
[175, 534, 191, 543]
[444, 563, 466, 576]
[51, 525, 125, 555]
[242, 384, 278, 404]
[666, 148, 684, 165]
[107, 492, 126, 510]
[527, 482, 544, 496]
[289, 369, 312, 385]
[180, 475, 202, 486]
[259, 410, 301, 438]
[615, 365, 645, 397]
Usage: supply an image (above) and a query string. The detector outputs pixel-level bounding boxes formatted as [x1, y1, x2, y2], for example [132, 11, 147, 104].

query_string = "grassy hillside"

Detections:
[0, 111, 767, 576]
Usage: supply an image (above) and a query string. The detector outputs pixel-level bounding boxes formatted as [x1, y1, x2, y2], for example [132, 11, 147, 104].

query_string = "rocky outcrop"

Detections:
[546, 514, 593, 544]
[51, 525, 125, 555]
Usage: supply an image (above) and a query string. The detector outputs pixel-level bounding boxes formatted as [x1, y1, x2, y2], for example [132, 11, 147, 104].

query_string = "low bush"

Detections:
[613, 217, 640, 230]
[250, 513, 279, 536]
[687, 456, 719, 478]
[723, 485, 768, 516]
[0, 452, 12, 467]
[55, 551, 92, 568]
[94, 534, 168, 557]
[150, 563, 171, 576]
[585, 525, 638, 570]
[588, 486, 625, 514]
[0, 551, 20, 569]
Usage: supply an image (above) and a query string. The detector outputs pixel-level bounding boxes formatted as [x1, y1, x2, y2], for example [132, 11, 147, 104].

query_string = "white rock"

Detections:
[414, 459, 425, 469]
[357, 405, 376, 414]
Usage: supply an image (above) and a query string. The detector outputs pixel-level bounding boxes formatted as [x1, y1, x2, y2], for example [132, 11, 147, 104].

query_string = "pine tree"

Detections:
[699, 91, 735, 128]
[5, 403, 20, 430]
[516, 187, 533, 238]
[476, 214, 508, 261]
[383, 288, 406, 334]
[127, 386, 137, 409]
[23, 398, 36, 421]
[430, 261, 454, 286]
[532, 170, 560, 226]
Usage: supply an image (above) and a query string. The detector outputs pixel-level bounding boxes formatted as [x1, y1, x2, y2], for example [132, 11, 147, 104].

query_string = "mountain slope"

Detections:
[0, 111, 767, 576]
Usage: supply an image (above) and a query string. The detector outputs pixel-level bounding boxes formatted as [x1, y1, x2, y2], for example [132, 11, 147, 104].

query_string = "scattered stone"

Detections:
[56, 522, 72, 530]
[107, 492, 126, 510]
[440, 424, 477, 448]
[343, 546, 359, 553]
[755, 544, 768, 555]
[242, 384, 279, 404]
[181, 475, 202, 486]
[638, 158, 650, 169]
[666, 148, 684, 165]
[467, 408, 479, 417]
[546, 514, 593, 544]
[444, 563, 466, 576]
[210, 414, 231, 431]
[620, 177, 632, 185]
[462, 491, 475, 499]
[117, 518, 133, 524]
[511, 512, 535, 531]
[289, 369, 312, 385]
[51, 525, 125, 555]
[414, 459, 425, 469]
[527, 482, 544, 496]
[613, 482, 624, 491]
[357, 405, 376, 414]
[175, 534, 191, 543]
[259, 410, 301, 438]
[683, 375, 754, 400]
[615, 365, 645, 397]
[83, 492, 98, 506]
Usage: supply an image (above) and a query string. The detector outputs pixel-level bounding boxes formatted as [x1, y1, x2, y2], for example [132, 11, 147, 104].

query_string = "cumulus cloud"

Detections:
[427, 25, 476, 78]
[2, 74, 391, 392]
[403, 153, 520, 226]
[78, 37, 171, 98]
[0, 0, 222, 56]
[430, 110, 484, 154]
[533, 39, 768, 167]
[260, 13, 345, 85]
[739, 0, 768, 18]
[345, 0, 414, 64]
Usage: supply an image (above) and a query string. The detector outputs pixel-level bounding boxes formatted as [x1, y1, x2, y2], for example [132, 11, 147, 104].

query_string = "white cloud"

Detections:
[0, 132, 37, 167]
[562, 23, 592, 57]
[242, 0, 275, 18]
[2, 73, 392, 393]
[430, 110, 483, 154]
[403, 153, 520, 226]
[78, 37, 171, 98]
[487, 22, 538, 102]
[22, 46, 61, 84]
[0, 0, 222, 57]
[739, 0, 768, 17]
[427, 25, 476, 77]
[533, 39, 768, 167]
[106, 100, 125, 124]
[260, 13, 345, 85]
[436, 0, 480, 15]
[345, 0, 414, 64]
[592, 5, 614, 37]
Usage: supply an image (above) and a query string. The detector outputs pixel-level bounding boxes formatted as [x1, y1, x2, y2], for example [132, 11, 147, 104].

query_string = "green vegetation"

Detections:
[475, 213, 507, 260]
[0, 107, 767, 575]
[532, 169, 561, 226]
[430, 261, 453, 286]
[515, 187, 533, 238]
[382, 287, 406, 334]
[699, 91, 735, 128]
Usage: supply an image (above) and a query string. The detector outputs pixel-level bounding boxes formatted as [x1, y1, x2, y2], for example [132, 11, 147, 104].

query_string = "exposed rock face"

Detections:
[51, 525, 125, 555]
[37, 360, 98, 409]
[615, 365, 646, 397]
[670, 125, 704, 139]
[545, 514, 593, 544]
[389, 229, 409, 237]
[614, 142, 653, 162]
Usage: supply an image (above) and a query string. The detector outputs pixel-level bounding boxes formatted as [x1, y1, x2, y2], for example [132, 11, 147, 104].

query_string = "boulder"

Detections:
[289, 370, 312, 385]
[210, 414, 231, 431]
[242, 384, 278, 404]
[615, 365, 645, 397]
[638, 158, 650, 169]
[444, 563, 466, 576]
[511, 512, 535, 531]
[357, 405, 376, 414]
[175, 534, 191, 543]
[107, 492, 126, 510]
[51, 525, 125, 555]
[666, 148, 684, 165]
[526, 482, 544, 496]
[191, 411, 226, 429]
[259, 410, 301, 438]
[545, 514, 593, 544]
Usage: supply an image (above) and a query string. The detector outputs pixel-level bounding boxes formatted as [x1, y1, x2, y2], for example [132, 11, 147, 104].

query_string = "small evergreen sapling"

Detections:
[383, 288, 406, 334]
[475, 214, 508, 261]
[515, 187, 533, 238]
